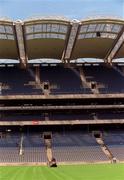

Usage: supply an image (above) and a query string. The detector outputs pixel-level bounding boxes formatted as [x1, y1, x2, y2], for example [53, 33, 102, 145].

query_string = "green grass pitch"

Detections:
[0, 164, 124, 180]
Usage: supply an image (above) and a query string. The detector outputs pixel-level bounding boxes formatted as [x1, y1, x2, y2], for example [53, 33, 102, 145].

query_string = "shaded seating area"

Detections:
[0, 67, 42, 95]
[1, 65, 124, 95]
[40, 66, 86, 94]
[83, 65, 124, 94]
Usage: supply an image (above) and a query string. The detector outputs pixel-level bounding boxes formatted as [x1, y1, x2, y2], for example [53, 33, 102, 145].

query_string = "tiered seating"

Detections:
[83, 65, 124, 94]
[0, 134, 20, 163]
[0, 132, 109, 164]
[52, 132, 108, 163]
[103, 132, 124, 161]
[50, 113, 92, 120]
[20, 134, 46, 163]
[1, 65, 124, 95]
[0, 114, 45, 121]
[40, 66, 86, 94]
[0, 67, 42, 95]
[0, 134, 46, 163]
[98, 112, 124, 120]
[3, 131, 124, 163]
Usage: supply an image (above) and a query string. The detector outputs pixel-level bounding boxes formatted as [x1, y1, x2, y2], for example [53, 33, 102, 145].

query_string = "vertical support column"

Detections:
[0, 84, 2, 95]
[35, 65, 41, 84]
[63, 20, 80, 62]
[19, 133, 24, 155]
[15, 20, 28, 68]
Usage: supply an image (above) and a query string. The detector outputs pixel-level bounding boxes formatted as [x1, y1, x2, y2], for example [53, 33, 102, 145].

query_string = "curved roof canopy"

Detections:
[0, 20, 18, 59]
[0, 17, 124, 67]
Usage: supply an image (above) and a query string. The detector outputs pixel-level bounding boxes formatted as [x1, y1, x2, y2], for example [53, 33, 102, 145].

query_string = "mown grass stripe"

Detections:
[0, 164, 124, 180]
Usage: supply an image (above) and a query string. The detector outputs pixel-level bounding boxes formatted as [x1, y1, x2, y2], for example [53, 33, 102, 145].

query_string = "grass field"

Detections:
[0, 164, 124, 180]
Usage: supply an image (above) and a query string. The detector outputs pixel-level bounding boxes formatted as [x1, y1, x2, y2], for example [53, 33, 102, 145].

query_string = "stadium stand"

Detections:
[0, 67, 42, 95]
[98, 112, 124, 120]
[0, 131, 109, 163]
[1, 16, 124, 166]
[81, 65, 124, 94]
[52, 132, 108, 163]
[40, 66, 88, 94]
[0, 133, 46, 163]
[1, 65, 124, 95]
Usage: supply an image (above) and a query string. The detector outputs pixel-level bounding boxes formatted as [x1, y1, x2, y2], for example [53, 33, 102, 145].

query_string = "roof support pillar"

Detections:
[63, 20, 80, 62]
[15, 21, 28, 68]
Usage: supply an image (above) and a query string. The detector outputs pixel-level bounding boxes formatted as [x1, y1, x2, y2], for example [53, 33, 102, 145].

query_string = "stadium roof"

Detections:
[0, 16, 124, 67]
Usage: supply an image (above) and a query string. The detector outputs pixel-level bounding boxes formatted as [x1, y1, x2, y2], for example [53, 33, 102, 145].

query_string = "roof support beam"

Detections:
[15, 21, 28, 68]
[105, 26, 124, 64]
[63, 20, 80, 62]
